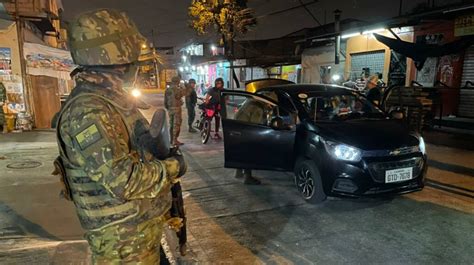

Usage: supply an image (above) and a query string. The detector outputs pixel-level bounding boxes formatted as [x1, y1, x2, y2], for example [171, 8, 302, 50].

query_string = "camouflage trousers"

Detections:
[85, 217, 165, 265]
[168, 107, 182, 144]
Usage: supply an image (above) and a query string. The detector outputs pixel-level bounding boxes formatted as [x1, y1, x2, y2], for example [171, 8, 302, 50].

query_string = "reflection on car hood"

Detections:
[313, 119, 419, 150]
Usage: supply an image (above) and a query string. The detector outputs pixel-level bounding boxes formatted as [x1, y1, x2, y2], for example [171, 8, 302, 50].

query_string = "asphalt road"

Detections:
[0, 92, 472, 264]
[140, 93, 474, 264]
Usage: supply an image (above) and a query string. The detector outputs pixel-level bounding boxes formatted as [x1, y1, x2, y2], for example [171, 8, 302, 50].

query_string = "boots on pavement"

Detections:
[243, 170, 261, 185]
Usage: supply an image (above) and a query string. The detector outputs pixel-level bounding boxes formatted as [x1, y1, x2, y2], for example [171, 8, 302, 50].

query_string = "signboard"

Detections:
[455, 15, 474, 37]
[0, 47, 11, 75]
[23, 42, 76, 80]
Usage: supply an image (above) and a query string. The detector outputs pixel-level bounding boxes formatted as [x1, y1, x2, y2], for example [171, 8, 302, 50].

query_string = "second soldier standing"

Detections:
[165, 76, 187, 146]
[186, 79, 198, 133]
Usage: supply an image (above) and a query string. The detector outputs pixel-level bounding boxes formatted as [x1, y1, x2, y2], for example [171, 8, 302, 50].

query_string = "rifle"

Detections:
[139, 109, 187, 256]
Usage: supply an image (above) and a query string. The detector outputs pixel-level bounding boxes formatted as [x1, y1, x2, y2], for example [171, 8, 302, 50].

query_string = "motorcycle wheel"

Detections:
[201, 118, 211, 144]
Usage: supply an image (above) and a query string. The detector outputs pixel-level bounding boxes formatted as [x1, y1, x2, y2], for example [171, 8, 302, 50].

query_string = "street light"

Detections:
[179, 66, 184, 72]
[341, 32, 361, 39]
[142, 43, 147, 49]
[362, 28, 386, 35]
[182, 55, 187, 62]
[211, 45, 217, 51]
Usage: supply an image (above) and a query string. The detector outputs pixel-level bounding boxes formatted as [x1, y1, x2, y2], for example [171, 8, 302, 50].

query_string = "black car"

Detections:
[220, 84, 427, 203]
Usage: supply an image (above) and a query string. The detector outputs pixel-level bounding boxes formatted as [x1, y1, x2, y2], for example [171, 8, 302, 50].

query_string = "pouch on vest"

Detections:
[52, 156, 73, 201]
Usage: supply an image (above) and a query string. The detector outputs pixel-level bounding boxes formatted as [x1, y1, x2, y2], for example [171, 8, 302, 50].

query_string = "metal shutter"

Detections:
[459, 46, 474, 118]
[350, 51, 385, 77]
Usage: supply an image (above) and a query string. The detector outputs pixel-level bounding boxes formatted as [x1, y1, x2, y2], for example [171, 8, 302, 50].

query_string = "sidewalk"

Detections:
[0, 131, 90, 264]
[423, 127, 474, 151]
[0, 131, 203, 264]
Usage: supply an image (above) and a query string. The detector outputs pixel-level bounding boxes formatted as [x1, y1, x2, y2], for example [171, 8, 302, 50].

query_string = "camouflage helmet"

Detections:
[68, 9, 146, 66]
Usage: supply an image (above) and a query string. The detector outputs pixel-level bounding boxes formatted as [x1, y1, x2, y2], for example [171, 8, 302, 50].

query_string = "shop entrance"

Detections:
[31, 75, 60, 129]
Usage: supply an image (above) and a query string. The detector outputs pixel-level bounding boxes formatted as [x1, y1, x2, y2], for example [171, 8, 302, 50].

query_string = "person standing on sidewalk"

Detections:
[365, 75, 382, 105]
[54, 9, 186, 264]
[205, 77, 224, 139]
[186, 79, 198, 133]
[0, 81, 7, 133]
[165, 76, 187, 145]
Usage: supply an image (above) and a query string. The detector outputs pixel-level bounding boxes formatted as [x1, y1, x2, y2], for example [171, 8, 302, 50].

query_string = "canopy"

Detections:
[374, 33, 474, 70]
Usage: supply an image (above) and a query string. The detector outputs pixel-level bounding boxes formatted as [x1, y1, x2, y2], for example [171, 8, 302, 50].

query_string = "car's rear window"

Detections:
[298, 92, 385, 122]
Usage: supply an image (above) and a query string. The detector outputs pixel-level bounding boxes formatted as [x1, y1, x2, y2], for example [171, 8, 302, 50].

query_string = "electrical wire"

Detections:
[297, 0, 322, 26]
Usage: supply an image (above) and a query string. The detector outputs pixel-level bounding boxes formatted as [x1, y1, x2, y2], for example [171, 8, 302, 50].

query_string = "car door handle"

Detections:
[229, 131, 241, 136]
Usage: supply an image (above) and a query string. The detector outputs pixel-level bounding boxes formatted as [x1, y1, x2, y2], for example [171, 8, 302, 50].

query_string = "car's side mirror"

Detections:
[390, 110, 405, 120]
[270, 116, 290, 130]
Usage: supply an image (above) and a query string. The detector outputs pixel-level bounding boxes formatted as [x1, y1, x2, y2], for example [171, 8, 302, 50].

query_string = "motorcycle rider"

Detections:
[55, 9, 186, 264]
[205, 77, 224, 139]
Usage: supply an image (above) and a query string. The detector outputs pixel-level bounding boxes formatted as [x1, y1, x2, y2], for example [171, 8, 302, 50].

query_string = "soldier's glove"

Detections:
[169, 147, 187, 178]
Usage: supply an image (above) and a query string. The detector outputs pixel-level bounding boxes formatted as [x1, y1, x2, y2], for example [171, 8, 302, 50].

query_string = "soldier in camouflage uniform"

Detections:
[0, 82, 7, 133]
[54, 9, 186, 264]
[164, 76, 187, 146]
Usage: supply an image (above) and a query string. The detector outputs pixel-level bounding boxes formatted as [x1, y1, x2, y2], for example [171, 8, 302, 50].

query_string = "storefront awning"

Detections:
[374, 33, 474, 70]
[23, 42, 76, 80]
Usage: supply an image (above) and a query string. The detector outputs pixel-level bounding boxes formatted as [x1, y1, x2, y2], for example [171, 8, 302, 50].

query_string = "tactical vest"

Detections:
[56, 88, 171, 231]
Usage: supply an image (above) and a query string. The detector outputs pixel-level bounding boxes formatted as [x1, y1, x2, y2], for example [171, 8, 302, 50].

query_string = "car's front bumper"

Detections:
[320, 153, 427, 198]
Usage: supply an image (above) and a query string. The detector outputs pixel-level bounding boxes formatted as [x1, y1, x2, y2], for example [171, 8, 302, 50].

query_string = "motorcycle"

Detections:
[195, 97, 220, 144]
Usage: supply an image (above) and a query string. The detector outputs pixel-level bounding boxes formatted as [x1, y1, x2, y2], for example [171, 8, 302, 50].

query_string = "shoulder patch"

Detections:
[75, 124, 103, 150]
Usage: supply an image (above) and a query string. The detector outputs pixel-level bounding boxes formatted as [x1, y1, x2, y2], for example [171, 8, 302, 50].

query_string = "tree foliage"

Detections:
[188, 0, 256, 47]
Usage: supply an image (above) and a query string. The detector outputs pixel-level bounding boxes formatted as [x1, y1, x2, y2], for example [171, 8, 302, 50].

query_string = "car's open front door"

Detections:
[220, 90, 296, 171]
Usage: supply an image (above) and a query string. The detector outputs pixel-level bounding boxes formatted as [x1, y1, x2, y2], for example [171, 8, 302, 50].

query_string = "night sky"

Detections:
[61, 0, 463, 48]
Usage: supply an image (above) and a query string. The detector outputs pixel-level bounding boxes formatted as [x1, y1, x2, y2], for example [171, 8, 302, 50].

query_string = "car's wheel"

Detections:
[201, 118, 211, 144]
[294, 160, 327, 204]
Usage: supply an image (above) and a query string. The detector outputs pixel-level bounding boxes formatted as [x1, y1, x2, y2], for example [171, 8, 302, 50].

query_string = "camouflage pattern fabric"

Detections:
[0, 82, 6, 127]
[186, 87, 197, 128]
[68, 9, 146, 66]
[165, 83, 187, 144]
[169, 108, 182, 145]
[56, 68, 182, 264]
[86, 216, 164, 264]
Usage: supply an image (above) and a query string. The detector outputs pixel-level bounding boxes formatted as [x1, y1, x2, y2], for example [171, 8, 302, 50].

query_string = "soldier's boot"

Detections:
[234, 169, 244, 179]
[244, 170, 261, 185]
[188, 126, 197, 133]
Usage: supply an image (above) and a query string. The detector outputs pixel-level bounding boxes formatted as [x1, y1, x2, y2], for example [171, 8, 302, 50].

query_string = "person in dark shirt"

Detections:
[186, 79, 198, 133]
[365, 75, 382, 105]
[205, 78, 224, 139]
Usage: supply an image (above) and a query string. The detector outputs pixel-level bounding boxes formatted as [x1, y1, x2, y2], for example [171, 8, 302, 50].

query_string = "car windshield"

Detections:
[299, 92, 386, 122]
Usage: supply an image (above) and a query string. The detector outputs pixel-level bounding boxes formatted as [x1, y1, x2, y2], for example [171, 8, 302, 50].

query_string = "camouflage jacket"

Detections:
[164, 84, 187, 111]
[56, 69, 181, 230]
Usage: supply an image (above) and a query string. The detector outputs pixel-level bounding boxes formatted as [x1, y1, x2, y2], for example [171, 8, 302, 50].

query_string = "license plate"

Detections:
[385, 167, 413, 183]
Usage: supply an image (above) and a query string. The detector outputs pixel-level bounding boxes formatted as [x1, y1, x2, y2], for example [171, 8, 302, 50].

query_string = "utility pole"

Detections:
[151, 29, 160, 89]
[398, 0, 403, 16]
[334, 9, 342, 65]
[15, 0, 31, 114]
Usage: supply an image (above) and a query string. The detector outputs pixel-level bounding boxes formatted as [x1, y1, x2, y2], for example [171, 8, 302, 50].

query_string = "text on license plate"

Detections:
[385, 167, 413, 183]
